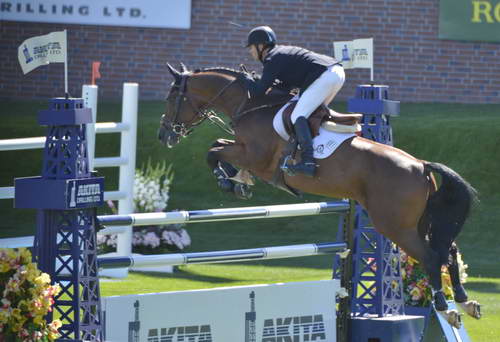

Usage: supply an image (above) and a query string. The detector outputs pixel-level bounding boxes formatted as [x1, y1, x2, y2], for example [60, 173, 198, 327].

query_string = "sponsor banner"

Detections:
[17, 30, 66, 74]
[1, 0, 191, 29]
[103, 280, 341, 342]
[439, 0, 500, 42]
[333, 38, 373, 70]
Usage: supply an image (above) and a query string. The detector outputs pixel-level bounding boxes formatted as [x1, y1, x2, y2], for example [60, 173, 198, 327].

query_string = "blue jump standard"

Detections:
[97, 201, 350, 227]
[97, 242, 348, 269]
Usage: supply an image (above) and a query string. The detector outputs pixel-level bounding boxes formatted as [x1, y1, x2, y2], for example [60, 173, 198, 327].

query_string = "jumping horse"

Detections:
[158, 63, 481, 327]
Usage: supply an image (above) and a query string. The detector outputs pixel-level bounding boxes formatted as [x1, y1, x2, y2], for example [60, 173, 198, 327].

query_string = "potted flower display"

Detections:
[0, 248, 61, 342]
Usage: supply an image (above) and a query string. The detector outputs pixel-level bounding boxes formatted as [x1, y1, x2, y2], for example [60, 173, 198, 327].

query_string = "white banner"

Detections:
[1, 0, 191, 29]
[18, 30, 67, 74]
[103, 280, 341, 342]
[333, 38, 374, 80]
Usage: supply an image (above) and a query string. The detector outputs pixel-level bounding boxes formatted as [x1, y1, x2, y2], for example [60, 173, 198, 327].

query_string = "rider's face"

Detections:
[248, 45, 259, 61]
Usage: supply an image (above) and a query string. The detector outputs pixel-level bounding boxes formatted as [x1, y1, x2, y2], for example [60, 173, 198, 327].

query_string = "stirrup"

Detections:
[285, 161, 316, 177]
[280, 155, 294, 175]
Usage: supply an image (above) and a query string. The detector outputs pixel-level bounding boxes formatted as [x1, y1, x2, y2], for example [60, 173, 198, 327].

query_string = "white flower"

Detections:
[142, 232, 160, 248]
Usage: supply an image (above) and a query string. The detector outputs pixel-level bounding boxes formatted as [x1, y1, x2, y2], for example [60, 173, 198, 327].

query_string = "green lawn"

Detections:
[1, 99, 499, 341]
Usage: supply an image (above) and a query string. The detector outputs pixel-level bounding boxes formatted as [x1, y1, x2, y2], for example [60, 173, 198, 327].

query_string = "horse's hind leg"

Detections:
[448, 242, 481, 319]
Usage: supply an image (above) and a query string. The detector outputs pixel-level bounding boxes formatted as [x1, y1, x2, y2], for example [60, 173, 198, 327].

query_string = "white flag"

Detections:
[18, 31, 67, 74]
[333, 38, 374, 80]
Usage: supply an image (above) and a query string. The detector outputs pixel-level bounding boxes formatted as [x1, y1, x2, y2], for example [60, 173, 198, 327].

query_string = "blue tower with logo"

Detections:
[15, 97, 104, 341]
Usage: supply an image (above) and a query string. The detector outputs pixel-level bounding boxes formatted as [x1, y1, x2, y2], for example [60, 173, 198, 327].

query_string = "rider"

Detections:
[244, 25, 345, 178]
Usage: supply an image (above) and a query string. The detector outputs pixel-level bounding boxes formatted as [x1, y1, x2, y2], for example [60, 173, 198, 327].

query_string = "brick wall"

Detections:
[1, 0, 499, 103]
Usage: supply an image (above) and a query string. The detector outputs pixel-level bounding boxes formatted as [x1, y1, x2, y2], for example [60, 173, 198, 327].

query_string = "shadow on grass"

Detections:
[465, 280, 500, 294]
[130, 268, 240, 284]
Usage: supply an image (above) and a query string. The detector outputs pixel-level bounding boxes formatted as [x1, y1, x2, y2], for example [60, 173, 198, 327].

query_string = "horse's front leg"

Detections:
[207, 139, 253, 199]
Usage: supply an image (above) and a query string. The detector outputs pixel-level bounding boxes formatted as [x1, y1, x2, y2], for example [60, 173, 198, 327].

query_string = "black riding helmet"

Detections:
[246, 26, 277, 48]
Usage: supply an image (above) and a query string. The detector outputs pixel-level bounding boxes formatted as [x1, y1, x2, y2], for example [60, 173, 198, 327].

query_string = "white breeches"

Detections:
[290, 64, 345, 123]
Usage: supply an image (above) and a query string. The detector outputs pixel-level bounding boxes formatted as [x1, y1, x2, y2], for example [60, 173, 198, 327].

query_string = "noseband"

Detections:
[163, 72, 240, 137]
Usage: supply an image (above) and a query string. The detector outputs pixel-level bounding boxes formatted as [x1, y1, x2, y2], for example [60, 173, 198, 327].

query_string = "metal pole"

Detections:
[98, 242, 347, 269]
[97, 201, 350, 227]
[82, 84, 98, 171]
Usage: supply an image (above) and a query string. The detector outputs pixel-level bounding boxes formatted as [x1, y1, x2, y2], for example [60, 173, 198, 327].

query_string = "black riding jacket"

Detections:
[246, 45, 339, 97]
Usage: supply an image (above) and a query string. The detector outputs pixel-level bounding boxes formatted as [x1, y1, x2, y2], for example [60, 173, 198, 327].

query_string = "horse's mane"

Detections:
[194, 67, 244, 79]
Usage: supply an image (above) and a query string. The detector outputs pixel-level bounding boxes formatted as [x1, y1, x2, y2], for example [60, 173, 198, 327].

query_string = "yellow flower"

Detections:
[0, 310, 8, 323]
[25, 267, 39, 284]
[34, 273, 51, 286]
[34, 315, 45, 326]
[0, 262, 10, 273]
[410, 287, 421, 300]
[48, 330, 60, 340]
[6, 249, 17, 260]
[19, 248, 32, 264]
[11, 308, 22, 321]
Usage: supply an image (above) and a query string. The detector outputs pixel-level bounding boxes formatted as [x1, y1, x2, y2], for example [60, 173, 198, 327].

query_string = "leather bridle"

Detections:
[162, 72, 241, 137]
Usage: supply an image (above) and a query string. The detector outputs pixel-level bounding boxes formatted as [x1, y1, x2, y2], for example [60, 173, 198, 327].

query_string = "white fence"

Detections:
[0, 83, 138, 261]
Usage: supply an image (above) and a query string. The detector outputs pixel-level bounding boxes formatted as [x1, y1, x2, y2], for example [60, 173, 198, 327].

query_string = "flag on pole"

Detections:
[333, 38, 374, 81]
[92, 61, 101, 85]
[18, 30, 67, 75]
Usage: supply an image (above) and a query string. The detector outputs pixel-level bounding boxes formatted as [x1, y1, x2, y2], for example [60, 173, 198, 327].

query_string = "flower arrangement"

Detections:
[401, 250, 468, 307]
[0, 248, 61, 342]
[98, 160, 191, 255]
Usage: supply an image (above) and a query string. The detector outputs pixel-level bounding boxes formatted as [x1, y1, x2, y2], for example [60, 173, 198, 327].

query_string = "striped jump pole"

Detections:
[98, 242, 348, 269]
[97, 200, 350, 227]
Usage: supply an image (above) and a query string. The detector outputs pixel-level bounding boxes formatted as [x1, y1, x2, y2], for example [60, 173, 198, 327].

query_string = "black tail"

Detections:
[423, 162, 478, 265]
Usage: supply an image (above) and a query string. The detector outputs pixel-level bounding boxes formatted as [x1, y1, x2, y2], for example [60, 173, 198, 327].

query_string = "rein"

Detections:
[232, 100, 289, 123]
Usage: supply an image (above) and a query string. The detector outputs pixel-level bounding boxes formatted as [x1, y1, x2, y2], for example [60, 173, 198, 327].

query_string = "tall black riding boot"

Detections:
[287, 116, 317, 177]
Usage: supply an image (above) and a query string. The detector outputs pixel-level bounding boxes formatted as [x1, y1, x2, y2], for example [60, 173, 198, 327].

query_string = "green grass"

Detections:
[1, 99, 499, 341]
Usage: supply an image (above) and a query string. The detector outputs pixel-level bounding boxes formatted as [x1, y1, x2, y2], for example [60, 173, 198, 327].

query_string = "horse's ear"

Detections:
[166, 63, 181, 82]
[179, 62, 188, 73]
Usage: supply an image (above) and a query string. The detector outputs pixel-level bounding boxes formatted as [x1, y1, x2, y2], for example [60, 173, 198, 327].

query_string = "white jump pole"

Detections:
[82, 84, 99, 171]
[115, 83, 138, 258]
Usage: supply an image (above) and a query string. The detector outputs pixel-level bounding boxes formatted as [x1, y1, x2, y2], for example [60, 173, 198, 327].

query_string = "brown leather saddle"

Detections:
[282, 101, 362, 138]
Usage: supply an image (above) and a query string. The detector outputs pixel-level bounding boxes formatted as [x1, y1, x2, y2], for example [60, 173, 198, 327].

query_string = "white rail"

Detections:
[0, 123, 130, 152]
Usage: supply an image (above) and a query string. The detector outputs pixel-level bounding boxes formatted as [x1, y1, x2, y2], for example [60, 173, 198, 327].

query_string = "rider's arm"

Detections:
[244, 60, 281, 97]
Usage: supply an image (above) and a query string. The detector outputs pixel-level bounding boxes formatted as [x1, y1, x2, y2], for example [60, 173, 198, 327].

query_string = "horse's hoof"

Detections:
[453, 286, 468, 303]
[433, 291, 448, 311]
[458, 300, 481, 319]
[217, 179, 234, 193]
[234, 183, 252, 200]
[437, 309, 462, 329]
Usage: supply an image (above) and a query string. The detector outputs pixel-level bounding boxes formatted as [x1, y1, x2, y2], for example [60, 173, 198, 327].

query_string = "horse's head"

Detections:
[158, 63, 247, 148]
[158, 63, 200, 148]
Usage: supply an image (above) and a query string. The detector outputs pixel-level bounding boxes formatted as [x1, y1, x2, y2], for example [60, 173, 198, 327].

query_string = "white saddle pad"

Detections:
[273, 102, 355, 159]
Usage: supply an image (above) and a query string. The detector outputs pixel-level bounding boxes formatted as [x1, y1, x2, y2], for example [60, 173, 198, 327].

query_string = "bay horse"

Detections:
[158, 63, 480, 326]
